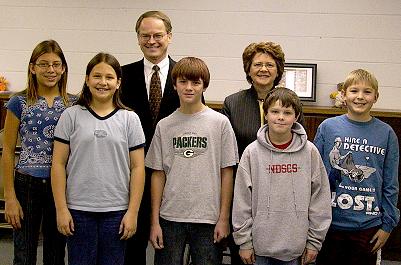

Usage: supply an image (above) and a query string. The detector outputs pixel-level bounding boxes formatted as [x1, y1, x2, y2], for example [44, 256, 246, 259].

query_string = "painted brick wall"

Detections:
[0, 0, 400, 109]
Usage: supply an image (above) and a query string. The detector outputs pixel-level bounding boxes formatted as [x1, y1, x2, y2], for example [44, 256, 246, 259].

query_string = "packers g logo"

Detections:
[183, 149, 194, 158]
[173, 134, 208, 158]
[177, 148, 202, 158]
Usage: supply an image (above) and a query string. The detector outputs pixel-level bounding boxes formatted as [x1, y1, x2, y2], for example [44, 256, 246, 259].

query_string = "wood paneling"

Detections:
[0, 93, 11, 130]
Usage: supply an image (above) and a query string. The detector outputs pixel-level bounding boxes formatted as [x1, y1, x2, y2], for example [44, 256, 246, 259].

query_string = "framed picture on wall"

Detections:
[278, 63, 317, 102]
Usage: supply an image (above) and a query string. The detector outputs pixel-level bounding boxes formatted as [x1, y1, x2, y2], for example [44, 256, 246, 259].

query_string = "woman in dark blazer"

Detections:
[222, 41, 304, 157]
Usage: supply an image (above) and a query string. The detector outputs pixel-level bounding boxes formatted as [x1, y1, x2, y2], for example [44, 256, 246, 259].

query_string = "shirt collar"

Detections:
[144, 56, 169, 76]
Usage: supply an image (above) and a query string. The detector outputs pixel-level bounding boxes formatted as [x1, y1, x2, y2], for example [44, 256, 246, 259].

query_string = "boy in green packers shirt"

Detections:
[145, 57, 239, 265]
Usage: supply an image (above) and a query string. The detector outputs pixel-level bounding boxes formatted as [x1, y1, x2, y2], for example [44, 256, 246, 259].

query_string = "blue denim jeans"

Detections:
[13, 171, 66, 265]
[67, 209, 126, 265]
[255, 256, 300, 265]
[154, 218, 223, 265]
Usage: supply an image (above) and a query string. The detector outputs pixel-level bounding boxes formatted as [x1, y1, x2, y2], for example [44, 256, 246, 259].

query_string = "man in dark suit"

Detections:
[120, 11, 179, 265]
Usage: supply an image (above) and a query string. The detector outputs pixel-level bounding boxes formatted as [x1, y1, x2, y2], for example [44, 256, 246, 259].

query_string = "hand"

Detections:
[213, 219, 229, 243]
[5, 198, 24, 229]
[239, 248, 255, 264]
[149, 223, 164, 249]
[370, 229, 390, 253]
[56, 208, 74, 236]
[119, 210, 137, 240]
[302, 248, 318, 265]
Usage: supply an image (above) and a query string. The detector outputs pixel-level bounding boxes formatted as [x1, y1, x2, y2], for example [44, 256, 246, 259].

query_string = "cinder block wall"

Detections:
[0, 0, 400, 109]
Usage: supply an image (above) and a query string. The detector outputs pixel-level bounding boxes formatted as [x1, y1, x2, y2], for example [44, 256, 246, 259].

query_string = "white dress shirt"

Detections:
[144, 56, 170, 99]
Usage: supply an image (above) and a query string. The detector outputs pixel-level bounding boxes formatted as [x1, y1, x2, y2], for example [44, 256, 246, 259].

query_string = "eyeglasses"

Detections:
[35, 62, 63, 70]
[252, 62, 276, 70]
[139, 33, 167, 42]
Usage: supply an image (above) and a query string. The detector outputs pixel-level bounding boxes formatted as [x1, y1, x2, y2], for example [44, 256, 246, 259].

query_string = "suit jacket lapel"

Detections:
[136, 59, 151, 113]
[160, 57, 175, 106]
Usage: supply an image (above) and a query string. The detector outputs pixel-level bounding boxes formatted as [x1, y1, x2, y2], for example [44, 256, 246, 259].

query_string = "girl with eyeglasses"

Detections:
[1, 39, 76, 265]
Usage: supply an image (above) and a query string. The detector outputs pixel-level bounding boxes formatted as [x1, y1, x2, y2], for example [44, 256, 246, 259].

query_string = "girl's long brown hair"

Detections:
[76, 52, 127, 109]
[21, 39, 70, 106]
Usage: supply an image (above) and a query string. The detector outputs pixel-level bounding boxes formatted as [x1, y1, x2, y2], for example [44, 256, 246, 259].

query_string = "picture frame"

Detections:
[278, 63, 317, 102]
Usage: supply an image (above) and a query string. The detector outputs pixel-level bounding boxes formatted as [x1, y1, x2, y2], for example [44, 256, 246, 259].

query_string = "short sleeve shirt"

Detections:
[6, 94, 76, 178]
[54, 105, 146, 211]
[145, 107, 239, 224]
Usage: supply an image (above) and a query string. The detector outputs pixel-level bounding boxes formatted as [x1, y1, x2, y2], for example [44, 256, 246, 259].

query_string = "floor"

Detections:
[0, 229, 400, 265]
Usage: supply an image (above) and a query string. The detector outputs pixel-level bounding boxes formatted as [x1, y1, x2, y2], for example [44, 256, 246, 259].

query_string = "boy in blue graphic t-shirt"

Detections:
[314, 69, 400, 265]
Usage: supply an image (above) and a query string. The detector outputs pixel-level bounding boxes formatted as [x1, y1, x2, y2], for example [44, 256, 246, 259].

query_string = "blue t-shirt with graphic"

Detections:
[314, 114, 400, 232]
[6, 94, 76, 178]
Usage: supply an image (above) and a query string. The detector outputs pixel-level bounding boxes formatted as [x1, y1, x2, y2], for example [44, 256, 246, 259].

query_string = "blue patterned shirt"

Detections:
[6, 94, 76, 178]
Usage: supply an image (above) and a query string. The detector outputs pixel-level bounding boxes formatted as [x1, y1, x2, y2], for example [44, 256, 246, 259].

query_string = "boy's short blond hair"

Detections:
[342, 69, 378, 93]
[263, 87, 302, 118]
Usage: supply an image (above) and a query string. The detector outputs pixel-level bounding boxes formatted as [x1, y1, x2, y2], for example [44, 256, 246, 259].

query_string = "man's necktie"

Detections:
[149, 65, 162, 124]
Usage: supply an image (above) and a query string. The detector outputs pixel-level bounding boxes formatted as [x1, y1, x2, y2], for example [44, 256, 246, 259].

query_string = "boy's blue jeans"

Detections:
[13, 171, 66, 265]
[255, 256, 300, 265]
[67, 209, 126, 265]
[154, 218, 223, 265]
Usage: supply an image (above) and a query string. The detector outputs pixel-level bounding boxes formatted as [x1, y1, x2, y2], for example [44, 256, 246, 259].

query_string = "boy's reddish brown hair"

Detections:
[171, 57, 210, 89]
